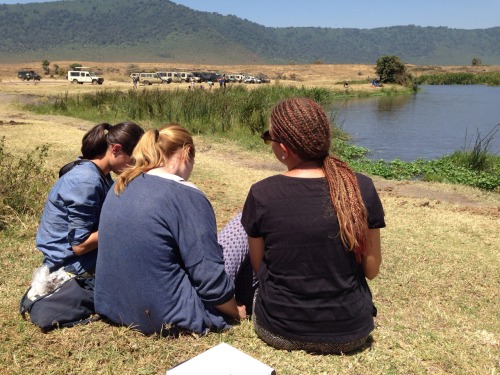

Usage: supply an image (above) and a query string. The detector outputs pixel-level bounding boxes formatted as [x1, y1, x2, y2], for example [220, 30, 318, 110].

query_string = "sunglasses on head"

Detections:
[260, 130, 281, 145]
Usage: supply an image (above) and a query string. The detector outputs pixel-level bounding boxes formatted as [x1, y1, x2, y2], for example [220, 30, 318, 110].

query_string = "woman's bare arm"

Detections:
[72, 231, 98, 255]
[362, 228, 382, 279]
[248, 236, 265, 273]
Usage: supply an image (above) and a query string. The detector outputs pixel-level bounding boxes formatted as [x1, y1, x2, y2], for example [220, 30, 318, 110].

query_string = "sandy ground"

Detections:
[1, 63, 499, 218]
[3, 61, 500, 90]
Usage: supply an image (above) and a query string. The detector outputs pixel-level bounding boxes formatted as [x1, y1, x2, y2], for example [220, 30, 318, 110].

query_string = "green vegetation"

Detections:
[29, 85, 408, 134]
[343, 125, 500, 191]
[415, 71, 500, 85]
[471, 57, 482, 66]
[26, 86, 499, 191]
[0, 137, 54, 230]
[349, 153, 499, 191]
[376, 55, 407, 83]
[1, 0, 500, 64]
[375, 55, 416, 90]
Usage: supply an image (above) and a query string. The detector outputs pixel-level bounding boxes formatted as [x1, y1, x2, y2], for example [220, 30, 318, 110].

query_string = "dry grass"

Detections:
[3, 61, 500, 91]
[1, 72, 499, 374]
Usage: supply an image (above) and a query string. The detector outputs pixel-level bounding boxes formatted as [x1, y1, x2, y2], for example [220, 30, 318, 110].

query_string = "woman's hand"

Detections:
[236, 303, 247, 320]
[215, 297, 245, 321]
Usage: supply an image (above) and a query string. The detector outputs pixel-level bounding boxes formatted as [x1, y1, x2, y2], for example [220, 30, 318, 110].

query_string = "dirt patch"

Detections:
[373, 178, 500, 218]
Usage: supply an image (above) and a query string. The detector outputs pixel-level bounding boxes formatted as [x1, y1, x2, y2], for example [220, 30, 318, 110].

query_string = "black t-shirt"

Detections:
[242, 173, 385, 344]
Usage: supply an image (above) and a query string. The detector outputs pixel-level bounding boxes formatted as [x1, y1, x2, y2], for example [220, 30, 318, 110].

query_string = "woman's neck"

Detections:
[283, 160, 324, 178]
[90, 157, 110, 175]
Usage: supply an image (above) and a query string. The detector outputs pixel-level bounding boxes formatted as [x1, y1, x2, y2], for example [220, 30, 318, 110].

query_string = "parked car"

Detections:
[67, 69, 104, 85]
[255, 75, 270, 83]
[243, 76, 257, 84]
[157, 72, 181, 83]
[226, 74, 243, 83]
[177, 72, 195, 82]
[191, 71, 209, 82]
[138, 72, 167, 85]
[17, 69, 41, 81]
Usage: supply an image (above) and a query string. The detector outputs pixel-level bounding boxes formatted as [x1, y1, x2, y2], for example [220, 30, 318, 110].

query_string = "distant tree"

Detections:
[41, 60, 50, 75]
[375, 55, 407, 84]
[471, 57, 482, 66]
[70, 63, 82, 70]
[53, 64, 60, 75]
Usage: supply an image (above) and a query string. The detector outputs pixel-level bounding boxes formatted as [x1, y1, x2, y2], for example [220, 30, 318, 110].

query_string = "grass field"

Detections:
[0, 69, 499, 374]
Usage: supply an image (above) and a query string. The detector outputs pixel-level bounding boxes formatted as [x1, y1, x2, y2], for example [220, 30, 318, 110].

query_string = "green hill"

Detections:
[1, 0, 499, 65]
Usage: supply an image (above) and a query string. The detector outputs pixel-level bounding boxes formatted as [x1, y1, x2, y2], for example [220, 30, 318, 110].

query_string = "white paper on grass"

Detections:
[167, 342, 276, 375]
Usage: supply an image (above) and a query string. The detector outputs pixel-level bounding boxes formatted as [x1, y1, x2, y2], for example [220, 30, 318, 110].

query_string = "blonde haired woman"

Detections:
[242, 98, 385, 353]
[95, 124, 244, 336]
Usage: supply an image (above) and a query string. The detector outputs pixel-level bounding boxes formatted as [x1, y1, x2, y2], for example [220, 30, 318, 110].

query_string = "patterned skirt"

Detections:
[253, 315, 369, 354]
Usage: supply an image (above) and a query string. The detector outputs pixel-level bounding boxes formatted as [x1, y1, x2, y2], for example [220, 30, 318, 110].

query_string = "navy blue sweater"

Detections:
[95, 174, 234, 335]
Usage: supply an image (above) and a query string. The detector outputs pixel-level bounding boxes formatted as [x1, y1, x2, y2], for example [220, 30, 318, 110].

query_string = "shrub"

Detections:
[0, 137, 54, 230]
[471, 57, 482, 66]
[375, 55, 413, 86]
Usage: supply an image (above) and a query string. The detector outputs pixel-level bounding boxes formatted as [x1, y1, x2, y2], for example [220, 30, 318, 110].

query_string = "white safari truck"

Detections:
[67, 67, 104, 85]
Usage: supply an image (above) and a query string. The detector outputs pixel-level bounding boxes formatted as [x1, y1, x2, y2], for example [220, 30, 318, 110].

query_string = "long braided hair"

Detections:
[270, 97, 368, 262]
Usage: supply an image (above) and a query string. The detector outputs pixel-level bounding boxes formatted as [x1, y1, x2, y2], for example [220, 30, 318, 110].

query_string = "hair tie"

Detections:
[154, 129, 160, 143]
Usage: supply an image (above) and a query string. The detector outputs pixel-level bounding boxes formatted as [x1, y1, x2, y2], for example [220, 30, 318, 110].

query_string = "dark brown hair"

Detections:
[270, 97, 368, 261]
[81, 121, 144, 159]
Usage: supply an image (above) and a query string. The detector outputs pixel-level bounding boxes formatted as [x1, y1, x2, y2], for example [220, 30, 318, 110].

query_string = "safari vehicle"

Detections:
[227, 74, 244, 83]
[256, 75, 270, 83]
[243, 76, 258, 84]
[157, 72, 182, 83]
[17, 69, 41, 81]
[191, 71, 220, 83]
[177, 72, 195, 82]
[67, 67, 104, 85]
[138, 72, 167, 85]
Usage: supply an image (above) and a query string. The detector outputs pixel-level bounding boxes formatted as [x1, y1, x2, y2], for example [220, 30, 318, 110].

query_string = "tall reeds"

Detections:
[41, 85, 336, 137]
[416, 72, 500, 85]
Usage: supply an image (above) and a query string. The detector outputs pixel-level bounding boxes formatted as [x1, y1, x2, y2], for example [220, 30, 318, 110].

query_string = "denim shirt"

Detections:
[36, 161, 113, 275]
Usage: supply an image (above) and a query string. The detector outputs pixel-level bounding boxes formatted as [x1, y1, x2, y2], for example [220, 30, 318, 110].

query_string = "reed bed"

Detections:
[33, 86, 335, 134]
[415, 71, 500, 85]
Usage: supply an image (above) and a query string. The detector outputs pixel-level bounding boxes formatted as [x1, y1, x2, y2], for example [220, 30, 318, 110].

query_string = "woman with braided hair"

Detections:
[241, 97, 385, 354]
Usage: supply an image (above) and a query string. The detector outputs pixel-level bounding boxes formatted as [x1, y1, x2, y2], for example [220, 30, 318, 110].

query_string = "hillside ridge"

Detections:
[0, 0, 499, 65]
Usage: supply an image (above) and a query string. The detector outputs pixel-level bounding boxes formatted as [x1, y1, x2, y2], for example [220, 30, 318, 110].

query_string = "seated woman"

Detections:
[95, 124, 245, 336]
[36, 121, 144, 276]
[241, 97, 385, 354]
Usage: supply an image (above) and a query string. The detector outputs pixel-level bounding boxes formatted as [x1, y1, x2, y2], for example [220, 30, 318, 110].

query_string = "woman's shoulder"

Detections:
[60, 161, 103, 185]
[251, 174, 284, 188]
[134, 174, 209, 202]
[251, 174, 326, 190]
[354, 172, 375, 186]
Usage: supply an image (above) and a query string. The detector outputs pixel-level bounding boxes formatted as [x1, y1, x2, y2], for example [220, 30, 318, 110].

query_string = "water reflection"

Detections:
[376, 94, 413, 113]
[334, 85, 500, 161]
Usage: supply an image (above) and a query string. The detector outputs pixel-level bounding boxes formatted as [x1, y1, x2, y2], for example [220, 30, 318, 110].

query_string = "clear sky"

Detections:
[1, 0, 499, 29]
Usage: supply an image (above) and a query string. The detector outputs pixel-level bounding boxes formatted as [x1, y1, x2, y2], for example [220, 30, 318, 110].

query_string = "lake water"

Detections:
[336, 85, 500, 161]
